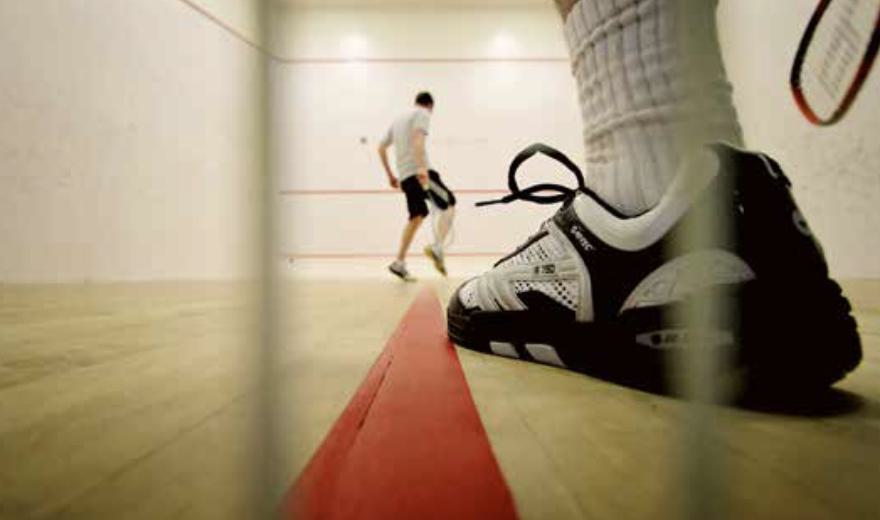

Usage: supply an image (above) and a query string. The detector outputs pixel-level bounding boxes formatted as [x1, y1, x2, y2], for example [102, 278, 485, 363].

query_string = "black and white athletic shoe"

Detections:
[388, 260, 415, 282]
[447, 143, 861, 393]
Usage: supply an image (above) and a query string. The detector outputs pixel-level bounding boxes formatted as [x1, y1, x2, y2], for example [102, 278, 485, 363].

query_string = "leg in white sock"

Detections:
[561, 0, 743, 215]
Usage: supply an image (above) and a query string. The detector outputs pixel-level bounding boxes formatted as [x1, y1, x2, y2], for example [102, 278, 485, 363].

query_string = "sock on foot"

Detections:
[563, 0, 742, 216]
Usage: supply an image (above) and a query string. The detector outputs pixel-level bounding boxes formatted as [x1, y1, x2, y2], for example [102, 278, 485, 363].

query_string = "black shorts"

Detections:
[401, 170, 457, 220]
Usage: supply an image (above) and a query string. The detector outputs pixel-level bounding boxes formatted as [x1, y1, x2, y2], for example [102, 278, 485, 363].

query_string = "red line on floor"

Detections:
[283, 288, 518, 520]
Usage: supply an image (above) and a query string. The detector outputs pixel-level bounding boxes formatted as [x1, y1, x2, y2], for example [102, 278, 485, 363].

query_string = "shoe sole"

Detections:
[448, 278, 862, 394]
[424, 246, 447, 276]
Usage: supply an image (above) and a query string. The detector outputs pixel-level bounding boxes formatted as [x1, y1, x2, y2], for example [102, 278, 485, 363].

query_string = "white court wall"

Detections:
[274, 5, 584, 261]
[718, 0, 880, 278]
[0, 0, 263, 282]
[2, 1, 876, 280]
[279, 2, 880, 279]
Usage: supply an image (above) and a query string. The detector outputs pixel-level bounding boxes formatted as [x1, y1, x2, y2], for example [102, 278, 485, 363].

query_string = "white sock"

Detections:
[564, 0, 743, 216]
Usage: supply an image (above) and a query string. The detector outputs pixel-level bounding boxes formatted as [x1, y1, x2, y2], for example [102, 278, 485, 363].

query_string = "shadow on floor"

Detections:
[735, 387, 866, 417]
[573, 361, 867, 418]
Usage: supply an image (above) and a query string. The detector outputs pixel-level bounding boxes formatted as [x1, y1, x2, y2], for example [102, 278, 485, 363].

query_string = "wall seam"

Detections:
[175, 0, 569, 63]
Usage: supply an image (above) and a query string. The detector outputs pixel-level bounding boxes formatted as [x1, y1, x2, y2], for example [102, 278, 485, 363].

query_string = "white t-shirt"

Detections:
[381, 107, 432, 180]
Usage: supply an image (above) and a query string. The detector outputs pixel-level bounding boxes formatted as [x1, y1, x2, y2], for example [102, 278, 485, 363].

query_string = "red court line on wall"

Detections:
[283, 288, 518, 519]
[279, 57, 569, 64]
[286, 252, 504, 260]
[279, 188, 507, 196]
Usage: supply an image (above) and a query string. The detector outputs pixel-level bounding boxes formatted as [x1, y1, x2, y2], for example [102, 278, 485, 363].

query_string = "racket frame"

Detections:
[790, 0, 880, 125]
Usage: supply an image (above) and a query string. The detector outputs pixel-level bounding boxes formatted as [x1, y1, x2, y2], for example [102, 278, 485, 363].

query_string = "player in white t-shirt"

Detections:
[378, 92, 456, 281]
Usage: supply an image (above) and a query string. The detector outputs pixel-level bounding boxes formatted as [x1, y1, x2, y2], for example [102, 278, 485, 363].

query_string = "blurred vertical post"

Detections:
[671, 0, 733, 518]
[253, 0, 283, 517]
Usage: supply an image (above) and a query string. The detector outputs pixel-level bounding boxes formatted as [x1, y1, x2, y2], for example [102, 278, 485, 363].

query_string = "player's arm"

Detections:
[411, 128, 429, 185]
[378, 133, 398, 189]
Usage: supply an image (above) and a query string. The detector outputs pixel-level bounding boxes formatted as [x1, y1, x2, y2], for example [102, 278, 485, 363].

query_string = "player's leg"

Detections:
[424, 170, 457, 275]
[389, 177, 428, 281]
[557, 0, 742, 216]
[427, 171, 456, 249]
[434, 207, 454, 250]
[396, 216, 424, 263]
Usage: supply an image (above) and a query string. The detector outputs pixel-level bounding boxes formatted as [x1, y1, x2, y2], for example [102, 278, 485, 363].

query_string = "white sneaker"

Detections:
[388, 260, 415, 282]
[448, 143, 861, 394]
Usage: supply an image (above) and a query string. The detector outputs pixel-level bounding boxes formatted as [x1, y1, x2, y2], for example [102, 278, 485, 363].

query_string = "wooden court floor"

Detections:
[0, 279, 878, 519]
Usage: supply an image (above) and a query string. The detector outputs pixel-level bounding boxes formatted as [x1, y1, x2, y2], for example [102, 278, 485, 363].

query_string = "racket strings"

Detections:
[429, 203, 455, 252]
[811, 1, 866, 97]
[794, 0, 880, 124]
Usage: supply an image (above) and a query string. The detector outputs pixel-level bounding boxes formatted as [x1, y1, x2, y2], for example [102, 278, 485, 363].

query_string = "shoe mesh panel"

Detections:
[512, 279, 578, 311]
[498, 234, 567, 268]
[459, 279, 480, 308]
